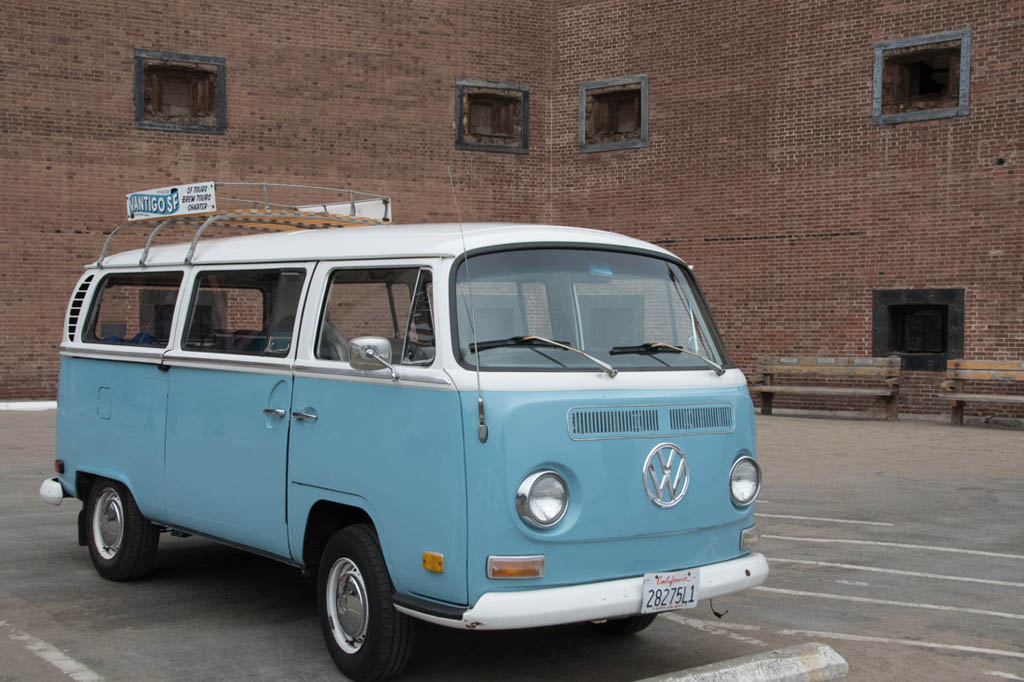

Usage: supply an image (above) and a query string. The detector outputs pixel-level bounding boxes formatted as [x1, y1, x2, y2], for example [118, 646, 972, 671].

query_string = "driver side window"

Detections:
[317, 267, 435, 366]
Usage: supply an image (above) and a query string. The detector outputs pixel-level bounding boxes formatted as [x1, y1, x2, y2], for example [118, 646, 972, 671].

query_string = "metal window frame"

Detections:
[134, 48, 227, 134]
[455, 79, 530, 154]
[872, 29, 971, 125]
[579, 75, 649, 153]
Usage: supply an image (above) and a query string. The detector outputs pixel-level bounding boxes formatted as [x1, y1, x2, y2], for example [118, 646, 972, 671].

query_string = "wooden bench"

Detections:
[940, 360, 1024, 425]
[750, 356, 901, 420]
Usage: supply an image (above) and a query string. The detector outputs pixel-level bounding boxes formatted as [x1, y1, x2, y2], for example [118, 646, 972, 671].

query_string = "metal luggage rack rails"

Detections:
[98, 182, 391, 267]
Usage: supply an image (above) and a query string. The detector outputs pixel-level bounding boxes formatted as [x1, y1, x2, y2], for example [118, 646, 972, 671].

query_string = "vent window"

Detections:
[67, 275, 94, 342]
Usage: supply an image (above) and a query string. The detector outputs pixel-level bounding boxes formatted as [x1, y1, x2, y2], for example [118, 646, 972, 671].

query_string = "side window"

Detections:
[85, 271, 183, 347]
[183, 268, 306, 357]
[317, 268, 435, 366]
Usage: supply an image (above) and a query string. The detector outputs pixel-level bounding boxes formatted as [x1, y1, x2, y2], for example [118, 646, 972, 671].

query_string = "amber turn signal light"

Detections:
[422, 551, 445, 573]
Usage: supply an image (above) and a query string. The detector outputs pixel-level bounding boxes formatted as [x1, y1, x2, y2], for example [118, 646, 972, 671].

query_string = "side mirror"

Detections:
[349, 337, 398, 381]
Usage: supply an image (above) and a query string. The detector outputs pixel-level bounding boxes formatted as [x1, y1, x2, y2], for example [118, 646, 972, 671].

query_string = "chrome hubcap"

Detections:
[326, 557, 369, 654]
[93, 488, 124, 560]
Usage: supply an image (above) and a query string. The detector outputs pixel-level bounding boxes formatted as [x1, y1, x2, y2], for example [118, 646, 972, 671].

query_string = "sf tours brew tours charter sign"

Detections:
[126, 182, 216, 221]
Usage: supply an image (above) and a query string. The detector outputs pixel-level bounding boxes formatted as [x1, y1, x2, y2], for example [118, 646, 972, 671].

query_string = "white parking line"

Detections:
[768, 557, 1024, 588]
[662, 613, 767, 646]
[753, 586, 1024, 621]
[762, 534, 1024, 560]
[777, 628, 1024, 661]
[757, 513, 893, 527]
[0, 621, 103, 682]
[984, 672, 1024, 680]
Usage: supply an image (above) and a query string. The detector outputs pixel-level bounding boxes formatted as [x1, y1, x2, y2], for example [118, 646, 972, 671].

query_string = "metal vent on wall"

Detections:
[67, 275, 93, 341]
[568, 404, 734, 440]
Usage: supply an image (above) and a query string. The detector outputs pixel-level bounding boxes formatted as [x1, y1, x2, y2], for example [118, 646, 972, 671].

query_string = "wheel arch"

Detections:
[302, 500, 376, 570]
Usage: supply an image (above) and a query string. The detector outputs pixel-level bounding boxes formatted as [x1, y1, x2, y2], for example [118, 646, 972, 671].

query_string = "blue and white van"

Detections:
[42, 182, 767, 681]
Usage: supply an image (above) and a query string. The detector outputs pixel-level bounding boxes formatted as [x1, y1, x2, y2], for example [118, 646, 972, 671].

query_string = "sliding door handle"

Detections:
[292, 410, 318, 422]
[262, 408, 286, 418]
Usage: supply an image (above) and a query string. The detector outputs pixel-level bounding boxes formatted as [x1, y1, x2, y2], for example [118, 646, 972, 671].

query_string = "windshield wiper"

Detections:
[609, 342, 725, 376]
[471, 335, 618, 378]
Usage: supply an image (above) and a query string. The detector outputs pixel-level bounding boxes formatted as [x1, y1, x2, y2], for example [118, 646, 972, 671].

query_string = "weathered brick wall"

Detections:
[548, 1, 1023, 417]
[2, 1, 1021, 419]
[0, 0, 552, 398]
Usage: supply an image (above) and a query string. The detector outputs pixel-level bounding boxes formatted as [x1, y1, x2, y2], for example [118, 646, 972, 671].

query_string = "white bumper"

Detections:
[399, 552, 768, 630]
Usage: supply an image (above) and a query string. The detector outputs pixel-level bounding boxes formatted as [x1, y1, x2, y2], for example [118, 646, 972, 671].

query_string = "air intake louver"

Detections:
[66, 275, 93, 342]
[568, 404, 734, 440]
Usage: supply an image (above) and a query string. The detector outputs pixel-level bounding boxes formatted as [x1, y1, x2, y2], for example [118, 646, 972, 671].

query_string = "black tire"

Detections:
[590, 613, 658, 635]
[317, 524, 415, 682]
[85, 479, 159, 581]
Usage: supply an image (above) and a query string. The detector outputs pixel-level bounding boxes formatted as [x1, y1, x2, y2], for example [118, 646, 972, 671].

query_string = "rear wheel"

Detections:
[85, 479, 159, 581]
[317, 524, 415, 682]
[590, 613, 658, 635]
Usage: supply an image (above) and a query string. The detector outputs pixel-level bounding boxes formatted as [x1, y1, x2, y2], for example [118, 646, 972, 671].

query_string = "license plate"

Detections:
[641, 569, 700, 614]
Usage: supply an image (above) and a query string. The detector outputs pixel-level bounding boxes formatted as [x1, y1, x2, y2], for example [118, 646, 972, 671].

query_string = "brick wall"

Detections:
[2, 0, 1021, 418]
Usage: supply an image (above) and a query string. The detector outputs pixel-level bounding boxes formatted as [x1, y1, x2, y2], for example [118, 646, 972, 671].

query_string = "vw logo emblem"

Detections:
[642, 443, 689, 508]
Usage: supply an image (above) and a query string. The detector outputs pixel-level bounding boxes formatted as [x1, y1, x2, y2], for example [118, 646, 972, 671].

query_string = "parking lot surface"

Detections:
[2, 410, 1021, 681]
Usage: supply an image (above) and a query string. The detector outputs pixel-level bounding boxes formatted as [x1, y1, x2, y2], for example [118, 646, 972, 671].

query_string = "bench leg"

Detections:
[885, 395, 899, 421]
[951, 401, 965, 426]
[761, 393, 774, 416]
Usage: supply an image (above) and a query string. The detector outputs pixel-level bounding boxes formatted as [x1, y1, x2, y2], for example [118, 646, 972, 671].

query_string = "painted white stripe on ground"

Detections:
[757, 513, 893, 527]
[984, 672, 1024, 680]
[777, 628, 1024, 661]
[0, 622, 103, 682]
[762, 534, 1024, 560]
[0, 401, 57, 411]
[754, 586, 1024, 621]
[662, 613, 766, 646]
[769, 557, 1024, 588]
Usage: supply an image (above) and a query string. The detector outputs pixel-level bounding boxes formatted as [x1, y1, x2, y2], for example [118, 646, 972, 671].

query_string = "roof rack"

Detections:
[98, 182, 391, 267]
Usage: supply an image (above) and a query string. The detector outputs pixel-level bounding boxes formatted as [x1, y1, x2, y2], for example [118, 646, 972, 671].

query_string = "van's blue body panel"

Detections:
[55, 356, 169, 519]
[460, 384, 757, 604]
[164, 366, 293, 558]
[288, 376, 468, 605]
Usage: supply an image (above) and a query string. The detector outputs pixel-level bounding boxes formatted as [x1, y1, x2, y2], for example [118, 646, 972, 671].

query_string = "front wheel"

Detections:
[85, 479, 159, 581]
[318, 525, 415, 682]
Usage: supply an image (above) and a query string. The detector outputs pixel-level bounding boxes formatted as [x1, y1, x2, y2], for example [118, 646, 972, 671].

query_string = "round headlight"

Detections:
[729, 456, 761, 507]
[516, 471, 569, 528]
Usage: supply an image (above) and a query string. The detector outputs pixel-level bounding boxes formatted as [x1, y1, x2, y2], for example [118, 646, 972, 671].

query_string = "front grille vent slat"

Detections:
[66, 275, 94, 342]
[569, 403, 734, 440]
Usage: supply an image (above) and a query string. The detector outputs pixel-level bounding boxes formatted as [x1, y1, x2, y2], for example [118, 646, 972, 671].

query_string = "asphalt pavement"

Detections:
[1, 410, 1021, 682]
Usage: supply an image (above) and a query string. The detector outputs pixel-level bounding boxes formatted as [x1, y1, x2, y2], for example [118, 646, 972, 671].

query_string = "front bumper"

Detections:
[396, 552, 768, 630]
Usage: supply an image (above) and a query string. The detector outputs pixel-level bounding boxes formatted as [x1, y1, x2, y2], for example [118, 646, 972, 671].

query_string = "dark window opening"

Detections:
[456, 81, 528, 153]
[134, 49, 226, 134]
[579, 76, 648, 152]
[591, 89, 641, 138]
[889, 305, 947, 354]
[882, 44, 960, 114]
[467, 94, 518, 138]
[872, 289, 964, 371]
[144, 65, 217, 121]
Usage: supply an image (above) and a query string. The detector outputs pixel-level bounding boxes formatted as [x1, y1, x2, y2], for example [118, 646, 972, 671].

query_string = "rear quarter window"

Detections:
[84, 271, 183, 347]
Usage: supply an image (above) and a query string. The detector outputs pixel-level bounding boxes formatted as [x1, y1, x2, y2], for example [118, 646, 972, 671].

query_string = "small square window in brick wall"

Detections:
[134, 49, 226, 134]
[872, 30, 970, 125]
[872, 289, 964, 371]
[579, 75, 648, 153]
[456, 81, 528, 153]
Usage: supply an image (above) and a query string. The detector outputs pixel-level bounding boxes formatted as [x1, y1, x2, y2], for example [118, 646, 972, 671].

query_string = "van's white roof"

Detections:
[94, 222, 679, 268]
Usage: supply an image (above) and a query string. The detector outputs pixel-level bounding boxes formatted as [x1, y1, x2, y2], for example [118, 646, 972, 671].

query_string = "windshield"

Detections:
[453, 248, 727, 371]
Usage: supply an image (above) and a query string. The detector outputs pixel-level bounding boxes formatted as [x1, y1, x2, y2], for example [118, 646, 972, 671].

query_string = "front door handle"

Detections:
[292, 410, 318, 422]
[262, 408, 286, 418]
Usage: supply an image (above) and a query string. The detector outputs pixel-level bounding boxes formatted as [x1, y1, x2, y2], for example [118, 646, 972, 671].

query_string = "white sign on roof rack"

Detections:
[126, 182, 216, 221]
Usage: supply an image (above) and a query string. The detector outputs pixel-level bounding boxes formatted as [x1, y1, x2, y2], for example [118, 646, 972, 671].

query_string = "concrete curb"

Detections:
[632, 642, 848, 682]
[0, 401, 57, 411]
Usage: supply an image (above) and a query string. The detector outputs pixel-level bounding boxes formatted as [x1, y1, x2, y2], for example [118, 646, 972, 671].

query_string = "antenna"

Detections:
[448, 166, 488, 443]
